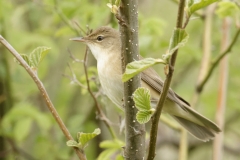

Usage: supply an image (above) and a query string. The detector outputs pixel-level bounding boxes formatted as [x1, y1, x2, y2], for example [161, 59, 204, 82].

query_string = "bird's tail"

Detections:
[171, 106, 221, 141]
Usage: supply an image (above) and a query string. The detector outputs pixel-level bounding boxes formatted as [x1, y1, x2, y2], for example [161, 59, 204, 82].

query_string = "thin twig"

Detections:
[82, 47, 117, 139]
[62, 63, 87, 89]
[0, 35, 86, 160]
[53, 0, 80, 36]
[183, 15, 190, 29]
[147, 0, 186, 159]
[170, 0, 204, 20]
[196, 27, 240, 93]
[73, 21, 87, 35]
[34, 0, 83, 36]
[68, 48, 84, 63]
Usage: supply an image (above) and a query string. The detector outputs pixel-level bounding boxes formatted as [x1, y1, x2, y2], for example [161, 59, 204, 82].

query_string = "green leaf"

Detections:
[97, 148, 119, 160]
[163, 29, 189, 61]
[55, 26, 73, 37]
[133, 87, 152, 111]
[215, 1, 240, 18]
[0, 103, 52, 138]
[66, 140, 79, 147]
[136, 110, 155, 124]
[106, 3, 119, 14]
[14, 54, 31, 66]
[116, 155, 124, 160]
[188, 0, 195, 8]
[98, 139, 124, 160]
[187, 0, 219, 17]
[133, 87, 155, 124]
[34, 113, 52, 132]
[13, 117, 32, 141]
[100, 139, 125, 149]
[78, 128, 101, 148]
[29, 46, 51, 69]
[122, 58, 166, 82]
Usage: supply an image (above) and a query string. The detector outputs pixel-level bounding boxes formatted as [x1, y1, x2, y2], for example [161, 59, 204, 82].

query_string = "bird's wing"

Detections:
[141, 67, 190, 109]
[141, 66, 221, 142]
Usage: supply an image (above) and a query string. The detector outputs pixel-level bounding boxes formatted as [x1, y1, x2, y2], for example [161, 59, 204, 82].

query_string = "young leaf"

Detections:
[29, 46, 51, 69]
[98, 139, 124, 160]
[100, 139, 125, 149]
[13, 117, 32, 142]
[136, 110, 155, 124]
[66, 140, 79, 148]
[122, 58, 166, 82]
[133, 87, 156, 124]
[14, 54, 31, 66]
[187, 0, 218, 17]
[78, 128, 101, 148]
[97, 148, 119, 160]
[116, 155, 124, 160]
[163, 29, 189, 61]
[215, 1, 240, 18]
[133, 87, 152, 111]
[106, 3, 119, 14]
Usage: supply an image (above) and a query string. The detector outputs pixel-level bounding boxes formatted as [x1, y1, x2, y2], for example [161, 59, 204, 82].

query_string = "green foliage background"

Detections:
[0, 0, 240, 159]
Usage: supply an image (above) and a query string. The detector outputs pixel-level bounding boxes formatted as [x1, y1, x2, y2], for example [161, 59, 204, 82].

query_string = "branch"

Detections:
[118, 0, 146, 159]
[196, 27, 240, 93]
[179, 128, 188, 160]
[53, 0, 81, 36]
[191, 4, 216, 107]
[171, 0, 204, 19]
[62, 63, 87, 89]
[0, 35, 86, 160]
[147, 0, 186, 159]
[213, 18, 230, 160]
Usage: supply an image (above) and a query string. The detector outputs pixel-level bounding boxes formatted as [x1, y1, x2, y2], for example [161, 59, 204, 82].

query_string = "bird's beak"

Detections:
[69, 37, 86, 42]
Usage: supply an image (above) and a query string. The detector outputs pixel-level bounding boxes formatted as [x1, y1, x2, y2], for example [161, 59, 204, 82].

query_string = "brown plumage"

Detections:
[71, 26, 221, 141]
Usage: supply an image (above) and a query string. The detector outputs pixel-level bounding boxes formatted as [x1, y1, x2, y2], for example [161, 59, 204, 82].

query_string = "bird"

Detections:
[70, 26, 221, 141]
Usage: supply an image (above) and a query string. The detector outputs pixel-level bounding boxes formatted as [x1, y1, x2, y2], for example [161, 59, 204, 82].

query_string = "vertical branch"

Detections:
[179, 128, 188, 160]
[213, 18, 230, 160]
[147, 0, 186, 159]
[186, 5, 215, 160]
[118, 0, 146, 159]
[197, 5, 215, 85]
[192, 4, 216, 106]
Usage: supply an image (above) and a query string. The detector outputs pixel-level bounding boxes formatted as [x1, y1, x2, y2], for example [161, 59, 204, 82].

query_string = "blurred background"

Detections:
[0, 0, 240, 159]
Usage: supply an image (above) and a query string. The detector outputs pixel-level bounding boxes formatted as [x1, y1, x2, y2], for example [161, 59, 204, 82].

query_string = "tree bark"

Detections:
[118, 1, 146, 159]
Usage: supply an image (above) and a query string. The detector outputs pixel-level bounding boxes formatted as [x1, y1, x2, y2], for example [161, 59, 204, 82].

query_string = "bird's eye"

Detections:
[97, 36, 104, 41]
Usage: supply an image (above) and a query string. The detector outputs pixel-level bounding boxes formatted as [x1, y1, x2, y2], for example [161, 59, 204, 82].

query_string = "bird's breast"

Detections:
[97, 58, 123, 108]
